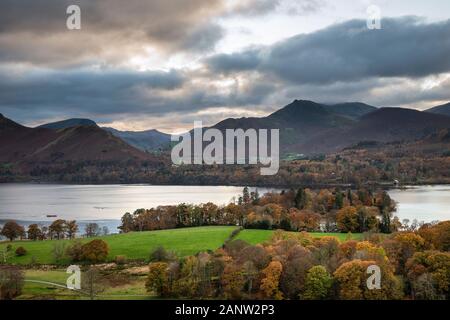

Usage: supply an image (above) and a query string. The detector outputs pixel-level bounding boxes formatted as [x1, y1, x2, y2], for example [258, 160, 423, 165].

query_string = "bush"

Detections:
[66, 241, 84, 262]
[81, 239, 109, 263]
[15, 247, 27, 257]
[150, 246, 176, 262]
[115, 255, 127, 265]
[0, 266, 24, 300]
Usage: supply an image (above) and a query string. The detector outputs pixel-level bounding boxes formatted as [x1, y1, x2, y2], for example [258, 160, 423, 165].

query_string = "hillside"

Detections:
[103, 127, 171, 152]
[211, 100, 450, 155]
[37, 118, 98, 129]
[0, 114, 154, 163]
[323, 102, 377, 119]
[426, 102, 450, 116]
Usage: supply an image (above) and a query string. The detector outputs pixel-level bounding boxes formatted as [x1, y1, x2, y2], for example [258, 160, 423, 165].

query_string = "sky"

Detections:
[0, 0, 450, 133]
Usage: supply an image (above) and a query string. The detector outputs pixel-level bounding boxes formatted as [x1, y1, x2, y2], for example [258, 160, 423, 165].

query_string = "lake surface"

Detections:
[0, 184, 276, 231]
[0, 184, 448, 232]
[388, 185, 450, 223]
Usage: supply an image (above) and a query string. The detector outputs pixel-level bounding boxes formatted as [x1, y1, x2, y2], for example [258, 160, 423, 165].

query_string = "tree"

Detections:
[84, 223, 100, 237]
[102, 226, 109, 236]
[150, 246, 176, 262]
[146, 262, 169, 297]
[294, 188, 306, 209]
[333, 259, 403, 300]
[51, 242, 66, 263]
[334, 190, 344, 209]
[81, 239, 109, 263]
[1, 221, 25, 241]
[336, 206, 359, 233]
[260, 261, 283, 300]
[418, 221, 450, 251]
[82, 267, 104, 300]
[49, 219, 66, 240]
[66, 240, 84, 262]
[242, 187, 250, 205]
[65, 220, 78, 239]
[119, 212, 134, 233]
[302, 265, 333, 300]
[27, 224, 43, 241]
[0, 266, 24, 300]
[406, 251, 450, 299]
[221, 264, 246, 300]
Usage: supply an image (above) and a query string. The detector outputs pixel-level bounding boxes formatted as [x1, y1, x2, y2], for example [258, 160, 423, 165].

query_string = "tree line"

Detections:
[119, 187, 399, 234]
[0, 220, 109, 242]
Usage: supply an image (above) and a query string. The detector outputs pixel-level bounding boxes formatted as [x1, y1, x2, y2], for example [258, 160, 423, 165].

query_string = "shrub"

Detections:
[115, 255, 127, 265]
[150, 246, 176, 262]
[15, 247, 27, 256]
[66, 241, 84, 262]
[81, 239, 109, 263]
[0, 266, 24, 300]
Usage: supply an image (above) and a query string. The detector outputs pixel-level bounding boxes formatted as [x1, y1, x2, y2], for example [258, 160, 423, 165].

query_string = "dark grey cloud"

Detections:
[0, 66, 277, 125]
[206, 17, 450, 84]
[180, 22, 225, 53]
[0, 0, 226, 66]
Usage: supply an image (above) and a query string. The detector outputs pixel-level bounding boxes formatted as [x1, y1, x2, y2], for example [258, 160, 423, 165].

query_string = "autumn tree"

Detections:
[65, 220, 78, 239]
[49, 219, 66, 240]
[0, 266, 24, 300]
[418, 221, 450, 251]
[406, 251, 450, 299]
[260, 261, 283, 300]
[302, 265, 333, 300]
[27, 224, 43, 241]
[1, 221, 25, 241]
[146, 262, 169, 297]
[336, 206, 359, 233]
[81, 239, 109, 263]
[333, 259, 403, 300]
[221, 264, 246, 300]
[118, 212, 134, 233]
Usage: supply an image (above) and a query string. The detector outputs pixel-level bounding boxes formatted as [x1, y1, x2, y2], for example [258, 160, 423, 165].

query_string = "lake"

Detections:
[0, 184, 276, 232]
[0, 183, 448, 232]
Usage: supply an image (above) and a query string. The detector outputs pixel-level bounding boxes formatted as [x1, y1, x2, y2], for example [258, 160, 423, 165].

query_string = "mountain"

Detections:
[0, 114, 154, 163]
[296, 107, 450, 154]
[211, 100, 450, 155]
[37, 118, 98, 129]
[212, 100, 356, 154]
[323, 102, 377, 119]
[103, 127, 171, 152]
[38, 118, 171, 152]
[426, 102, 450, 117]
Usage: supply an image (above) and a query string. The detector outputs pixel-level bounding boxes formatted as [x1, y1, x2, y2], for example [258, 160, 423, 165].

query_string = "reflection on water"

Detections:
[0, 184, 274, 222]
[388, 185, 450, 223]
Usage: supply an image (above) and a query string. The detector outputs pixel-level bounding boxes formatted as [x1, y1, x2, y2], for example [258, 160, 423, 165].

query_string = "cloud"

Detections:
[226, 0, 323, 16]
[206, 17, 450, 84]
[0, 65, 278, 126]
[0, 0, 226, 66]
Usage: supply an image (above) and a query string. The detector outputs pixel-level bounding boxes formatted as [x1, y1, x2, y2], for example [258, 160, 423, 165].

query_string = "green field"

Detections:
[1, 226, 363, 265]
[236, 229, 363, 245]
[0, 226, 236, 265]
